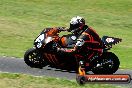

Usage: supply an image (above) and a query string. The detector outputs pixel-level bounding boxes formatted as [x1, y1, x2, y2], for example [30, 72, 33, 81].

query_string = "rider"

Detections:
[58, 16, 104, 53]
[57, 16, 104, 73]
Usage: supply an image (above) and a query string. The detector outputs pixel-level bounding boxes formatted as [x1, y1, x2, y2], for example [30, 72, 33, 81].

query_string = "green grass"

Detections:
[0, 73, 126, 88]
[0, 0, 132, 87]
[0, 0, 132, 68]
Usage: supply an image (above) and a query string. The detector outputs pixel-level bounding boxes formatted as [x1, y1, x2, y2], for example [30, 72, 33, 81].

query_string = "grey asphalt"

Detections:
[0, 56, 132, 88]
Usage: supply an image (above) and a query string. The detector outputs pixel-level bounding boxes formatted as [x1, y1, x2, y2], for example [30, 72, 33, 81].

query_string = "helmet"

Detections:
[68, 16, 85, 34]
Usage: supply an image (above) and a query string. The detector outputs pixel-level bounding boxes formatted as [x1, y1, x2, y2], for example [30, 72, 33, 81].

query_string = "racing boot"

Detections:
[78, 61, 86, 76]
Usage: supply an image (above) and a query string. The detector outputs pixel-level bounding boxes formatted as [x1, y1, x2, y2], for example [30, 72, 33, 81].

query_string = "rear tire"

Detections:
[92, 52, 120, 74]
[24, 48, 47, 68]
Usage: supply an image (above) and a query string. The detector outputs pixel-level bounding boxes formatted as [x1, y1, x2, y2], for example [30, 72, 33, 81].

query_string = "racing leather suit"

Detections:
[57, 25, 104, 65]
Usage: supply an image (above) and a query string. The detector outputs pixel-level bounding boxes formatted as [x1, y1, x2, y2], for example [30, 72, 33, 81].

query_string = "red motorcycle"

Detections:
[24, 30, 122, 74]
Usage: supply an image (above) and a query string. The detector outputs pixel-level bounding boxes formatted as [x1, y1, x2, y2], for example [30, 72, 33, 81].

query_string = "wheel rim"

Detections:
[103, 59, 114, 69]
[92, 52, 119, 74]
[28, 52, 42, 64]
[93, 57, 118, 74]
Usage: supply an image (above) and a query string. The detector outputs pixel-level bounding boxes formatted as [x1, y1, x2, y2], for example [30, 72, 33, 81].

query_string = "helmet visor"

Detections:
[69, 23, 79, 31]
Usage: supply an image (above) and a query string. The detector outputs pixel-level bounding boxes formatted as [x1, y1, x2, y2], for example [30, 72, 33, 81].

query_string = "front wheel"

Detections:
[92, 52, 120, 74]
[24, 48, 47, 68]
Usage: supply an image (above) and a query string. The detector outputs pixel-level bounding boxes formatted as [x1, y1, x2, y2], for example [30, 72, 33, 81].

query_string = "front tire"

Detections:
[24, 48, 47, 68]
[92, 52, 120, 74]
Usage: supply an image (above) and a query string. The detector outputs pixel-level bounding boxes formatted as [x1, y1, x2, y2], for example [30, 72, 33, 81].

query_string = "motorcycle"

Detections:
[24, 30, 122, 74]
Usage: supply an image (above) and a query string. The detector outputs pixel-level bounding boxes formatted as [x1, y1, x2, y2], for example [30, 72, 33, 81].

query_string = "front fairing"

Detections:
[34, 31, 55, 49]
[34, 31, 45, 49]
[33, 31, 79, 68]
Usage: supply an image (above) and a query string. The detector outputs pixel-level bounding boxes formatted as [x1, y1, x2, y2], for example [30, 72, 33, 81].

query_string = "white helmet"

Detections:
[69, 16, 85, 34]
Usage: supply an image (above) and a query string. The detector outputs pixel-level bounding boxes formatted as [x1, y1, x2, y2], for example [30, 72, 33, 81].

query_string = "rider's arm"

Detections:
[73, 32, 103, 54]
[46, 28, 59, 36]
[46, 27, 67, 36]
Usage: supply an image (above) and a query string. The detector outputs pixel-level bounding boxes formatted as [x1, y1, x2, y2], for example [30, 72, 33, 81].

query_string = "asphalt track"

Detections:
[0, 56, 132, 88]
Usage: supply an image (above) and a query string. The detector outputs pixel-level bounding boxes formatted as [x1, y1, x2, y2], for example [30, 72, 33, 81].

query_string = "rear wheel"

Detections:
[92, 52, 120, 74]
[24, 48, 47, 68]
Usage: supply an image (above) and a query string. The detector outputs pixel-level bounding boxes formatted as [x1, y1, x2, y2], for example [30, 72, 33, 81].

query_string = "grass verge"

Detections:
[0, 0, 132, 69]
[0, 72, 125, 88]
